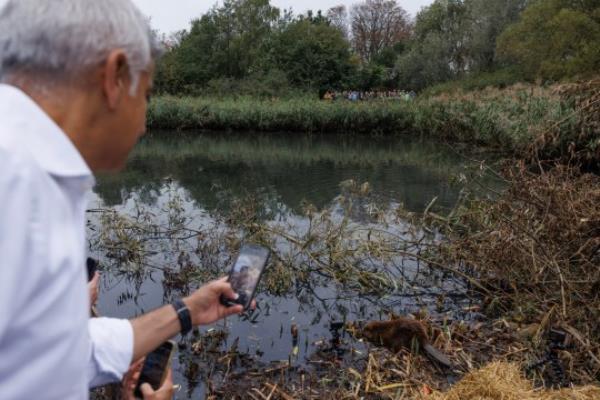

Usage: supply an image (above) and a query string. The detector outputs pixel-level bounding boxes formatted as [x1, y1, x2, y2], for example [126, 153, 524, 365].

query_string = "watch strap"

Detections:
[172, 298, 192, 335]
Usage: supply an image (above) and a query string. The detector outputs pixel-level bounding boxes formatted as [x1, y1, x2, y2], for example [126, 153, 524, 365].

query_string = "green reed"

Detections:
[147, 88, 573, 154]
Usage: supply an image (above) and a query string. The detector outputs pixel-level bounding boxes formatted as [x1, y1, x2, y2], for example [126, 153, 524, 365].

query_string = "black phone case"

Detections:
[86, 257, 98, 282]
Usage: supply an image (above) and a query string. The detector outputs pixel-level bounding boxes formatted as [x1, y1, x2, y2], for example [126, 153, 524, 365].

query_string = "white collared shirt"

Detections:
[0, 84, 133, 399]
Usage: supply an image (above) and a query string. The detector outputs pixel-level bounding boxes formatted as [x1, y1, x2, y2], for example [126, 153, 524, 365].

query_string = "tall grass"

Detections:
[147, 85, 574, 153]
[148, 96, 415, 135]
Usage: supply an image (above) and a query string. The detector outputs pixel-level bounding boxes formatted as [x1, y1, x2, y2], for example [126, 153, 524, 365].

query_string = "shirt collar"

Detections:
[0, 84, 94, 182]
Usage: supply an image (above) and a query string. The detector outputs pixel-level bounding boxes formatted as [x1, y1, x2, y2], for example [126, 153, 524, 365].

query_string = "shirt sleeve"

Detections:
[0, 153, 35, 342]
[87, 317, 134, 388]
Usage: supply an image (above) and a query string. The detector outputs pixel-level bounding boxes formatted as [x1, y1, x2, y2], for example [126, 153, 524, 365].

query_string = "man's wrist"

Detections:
[172, 298, 192, 335]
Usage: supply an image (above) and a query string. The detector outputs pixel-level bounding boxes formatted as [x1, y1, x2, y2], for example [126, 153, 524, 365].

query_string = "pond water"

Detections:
[88, 133, 487, 398]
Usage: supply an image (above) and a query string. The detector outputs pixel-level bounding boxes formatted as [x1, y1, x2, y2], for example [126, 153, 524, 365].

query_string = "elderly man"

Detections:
[0, 0, 245, 398]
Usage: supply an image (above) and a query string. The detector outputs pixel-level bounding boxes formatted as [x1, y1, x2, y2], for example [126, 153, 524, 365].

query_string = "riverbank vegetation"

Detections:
[148, 78, 600, 175]
[148, 84, 570, 152]
[432, 165, 600, 384]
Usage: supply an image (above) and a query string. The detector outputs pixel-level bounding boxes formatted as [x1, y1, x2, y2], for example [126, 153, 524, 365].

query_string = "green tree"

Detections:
[395, 0, 469, 90]
[394, 0, 527, 91]
[497, 0, 600, 80]
[159, 0, 280, 93]
[466, 0, 527, 71]
[264, 14, 355, 91]
[396, 33, 455, 90]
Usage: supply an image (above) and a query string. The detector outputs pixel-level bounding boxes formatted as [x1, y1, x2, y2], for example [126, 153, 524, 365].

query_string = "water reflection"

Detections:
[88, 133, 482, 398]
[94, 133, 466, 213]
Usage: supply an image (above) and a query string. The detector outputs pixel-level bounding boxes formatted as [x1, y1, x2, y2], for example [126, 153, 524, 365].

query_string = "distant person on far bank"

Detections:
[0, 0, 247, 398]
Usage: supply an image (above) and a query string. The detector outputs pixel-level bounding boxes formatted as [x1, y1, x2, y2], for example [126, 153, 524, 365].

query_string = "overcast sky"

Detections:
[131, 0, 435, 36]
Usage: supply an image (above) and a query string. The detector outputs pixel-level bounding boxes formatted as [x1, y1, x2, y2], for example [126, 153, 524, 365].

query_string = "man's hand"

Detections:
[121, 358, 144, 400]
[183, 277, 252, 326]
[121, 358, 175, 400]
[140, 368, 175, 400]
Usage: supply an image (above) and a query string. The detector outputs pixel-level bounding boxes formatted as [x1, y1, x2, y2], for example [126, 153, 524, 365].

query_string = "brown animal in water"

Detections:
[360, 318, 453, 368]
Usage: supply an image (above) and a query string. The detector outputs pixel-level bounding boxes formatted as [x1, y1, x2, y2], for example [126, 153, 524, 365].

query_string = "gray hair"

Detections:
[0, 0, 163, 93]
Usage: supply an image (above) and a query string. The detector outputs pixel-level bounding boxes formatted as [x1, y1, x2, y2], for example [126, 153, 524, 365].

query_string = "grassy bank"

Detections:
[147, 85, 573, 154]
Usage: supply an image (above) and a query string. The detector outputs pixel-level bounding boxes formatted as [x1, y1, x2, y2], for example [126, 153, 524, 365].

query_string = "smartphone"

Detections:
[86, 257, 98, 282]
[221, 244, 270, 310]
[134, 340, 175, 398]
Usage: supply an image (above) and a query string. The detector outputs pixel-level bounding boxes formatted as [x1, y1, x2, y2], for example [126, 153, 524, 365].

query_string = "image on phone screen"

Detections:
[228, 244, 270, 309]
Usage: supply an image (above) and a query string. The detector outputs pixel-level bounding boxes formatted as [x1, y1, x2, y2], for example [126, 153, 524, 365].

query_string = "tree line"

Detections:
[154, 0, 600, 96]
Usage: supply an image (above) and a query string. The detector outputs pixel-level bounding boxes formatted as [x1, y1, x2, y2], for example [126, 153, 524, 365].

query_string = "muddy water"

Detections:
[88, 133, 486, 398]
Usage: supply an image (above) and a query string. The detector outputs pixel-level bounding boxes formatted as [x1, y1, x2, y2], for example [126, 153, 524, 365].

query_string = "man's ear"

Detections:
[102, 49, 130, 110]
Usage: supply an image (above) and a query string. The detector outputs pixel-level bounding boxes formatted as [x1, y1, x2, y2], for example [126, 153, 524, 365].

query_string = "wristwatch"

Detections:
[172, 298, 192, 335]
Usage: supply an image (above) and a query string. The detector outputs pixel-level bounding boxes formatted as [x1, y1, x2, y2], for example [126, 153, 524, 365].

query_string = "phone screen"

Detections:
[227, 244, 270, 309]
[134, 341, 175, 398]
